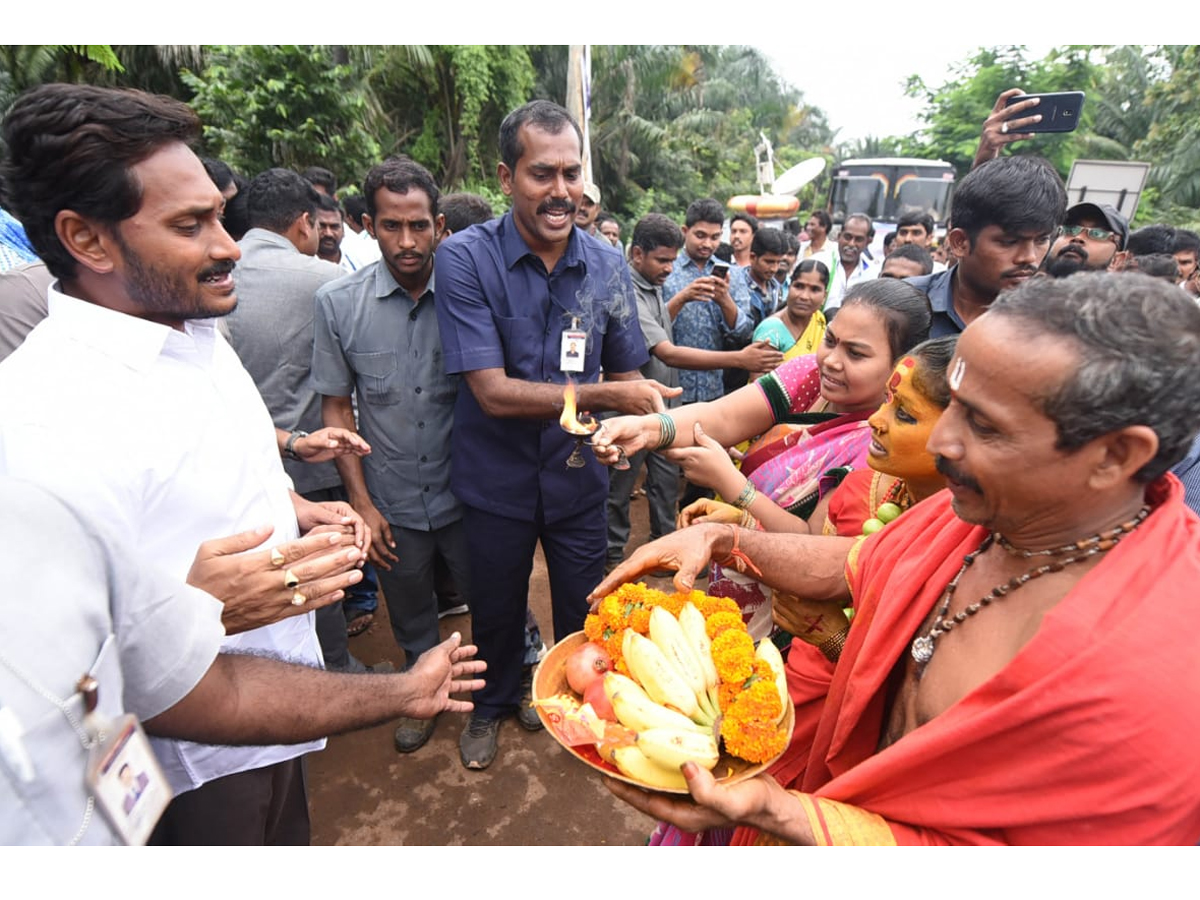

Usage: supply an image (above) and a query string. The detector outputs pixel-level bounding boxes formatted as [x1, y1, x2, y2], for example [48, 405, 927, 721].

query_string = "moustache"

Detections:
[1058, 245, 1088, 261]
[935, 455, 982, 493]
[198, 261, 235, 281]
[540, 199, 577, 216]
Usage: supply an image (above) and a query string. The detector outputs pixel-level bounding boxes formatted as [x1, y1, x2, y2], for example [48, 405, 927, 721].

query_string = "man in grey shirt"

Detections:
[312, 157, 469, 754]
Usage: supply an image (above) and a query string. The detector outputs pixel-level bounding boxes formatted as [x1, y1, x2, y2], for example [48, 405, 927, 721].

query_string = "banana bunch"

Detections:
[595, 603, 790, 788]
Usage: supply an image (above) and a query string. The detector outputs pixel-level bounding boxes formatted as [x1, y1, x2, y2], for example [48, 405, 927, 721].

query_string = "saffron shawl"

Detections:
[735, 476, 1200, 845]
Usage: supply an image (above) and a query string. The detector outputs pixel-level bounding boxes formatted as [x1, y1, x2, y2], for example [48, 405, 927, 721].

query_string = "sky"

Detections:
[758, 43, 1052, 145]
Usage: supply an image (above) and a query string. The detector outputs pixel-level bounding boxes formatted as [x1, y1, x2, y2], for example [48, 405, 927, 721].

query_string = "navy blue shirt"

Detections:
[434, 213, 648, 523]
[906, 267, 964, 337]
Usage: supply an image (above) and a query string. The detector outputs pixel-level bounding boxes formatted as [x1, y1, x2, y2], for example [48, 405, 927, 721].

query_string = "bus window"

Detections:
[829, 176, 886, 224]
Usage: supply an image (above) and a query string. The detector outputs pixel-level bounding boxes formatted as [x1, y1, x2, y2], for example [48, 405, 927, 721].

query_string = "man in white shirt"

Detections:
[825, 212, 879, 315]
[0, 83, 482, 845]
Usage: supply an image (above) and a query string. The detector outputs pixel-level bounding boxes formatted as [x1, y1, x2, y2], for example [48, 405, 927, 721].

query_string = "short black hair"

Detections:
[730, 212, 759, 232]
[885, 243, 934, 275]
[246, 168, 321, 233]
[498, 100, 583, 171]
[750, 227, 788, 257]
[808, 209, 832, 231]
[883, 231, 897, 252]
[439, 192, 493, 234]
[1126, 224, 1175, 256]
[302, 165, 338, 195]
[897, 209, 935, 236]
[315, 192, 341, 215]
[684, 198, 725, 228]
[363, 156, 439, 220]
[201, 156, 236, 194]
[951, 155, 1066, 244]
[1170, 228, 1200, 258]
[631, 213, 684, 253]
[1, 83, 200, 279]
[342, 194, 368, 229]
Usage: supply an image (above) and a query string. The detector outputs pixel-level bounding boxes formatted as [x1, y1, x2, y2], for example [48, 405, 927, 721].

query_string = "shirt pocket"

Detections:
[348, 350, 402, 405]
[495, 314, 544, 378]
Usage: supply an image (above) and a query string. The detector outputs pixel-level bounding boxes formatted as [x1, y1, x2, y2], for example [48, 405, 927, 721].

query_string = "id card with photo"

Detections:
[86, 714, 171, 845]
[560, 329, 586, 373]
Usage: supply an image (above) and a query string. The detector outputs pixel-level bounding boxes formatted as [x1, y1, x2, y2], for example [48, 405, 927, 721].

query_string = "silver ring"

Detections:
[1000, 122, 1009, 135]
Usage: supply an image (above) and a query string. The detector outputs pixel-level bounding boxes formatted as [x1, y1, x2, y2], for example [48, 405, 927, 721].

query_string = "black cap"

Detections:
[1065, 202, 1129, 251]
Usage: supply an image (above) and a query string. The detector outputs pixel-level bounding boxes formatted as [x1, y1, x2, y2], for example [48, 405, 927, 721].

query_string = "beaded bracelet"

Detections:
[817, 626, 850, 663]
[652, 412, 676, 451]
[732, 480, 757, 510]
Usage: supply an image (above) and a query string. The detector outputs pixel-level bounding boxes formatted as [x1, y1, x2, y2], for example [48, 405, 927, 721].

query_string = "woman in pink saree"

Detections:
[596, 280, 933, 639]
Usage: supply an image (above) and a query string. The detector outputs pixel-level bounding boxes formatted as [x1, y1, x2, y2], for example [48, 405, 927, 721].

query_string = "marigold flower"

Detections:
[697, 594, 741, 619]
[720, 713, 787, 763]
[705, 610, 746, 640]
[584, 613, 604, 643]
[711, 628, 755, 684]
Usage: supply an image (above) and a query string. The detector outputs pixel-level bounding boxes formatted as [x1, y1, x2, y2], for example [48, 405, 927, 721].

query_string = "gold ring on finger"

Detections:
[283, 568, 300, 589]
[270, 546, 286, 567]
[291, 590, 308, 606]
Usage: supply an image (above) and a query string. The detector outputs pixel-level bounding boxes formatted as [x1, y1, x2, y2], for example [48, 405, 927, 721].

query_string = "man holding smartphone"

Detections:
[662, 198, 751, 406]
[662, 199, 752, 510]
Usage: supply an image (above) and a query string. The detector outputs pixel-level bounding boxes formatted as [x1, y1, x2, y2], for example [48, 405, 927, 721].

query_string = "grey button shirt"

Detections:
[630, 268, 682, 409]
[311, 262, 460, 530]
[225, 228, 346, 494]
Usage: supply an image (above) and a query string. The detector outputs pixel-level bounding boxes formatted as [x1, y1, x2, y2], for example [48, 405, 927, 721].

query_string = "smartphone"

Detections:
[1004, 91, 1085, 133]
[710, 261, 730, 279]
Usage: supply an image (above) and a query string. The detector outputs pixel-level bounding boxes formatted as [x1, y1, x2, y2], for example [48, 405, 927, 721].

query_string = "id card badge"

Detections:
[85, 713, 172, 845]
[560, 329, 586, 373]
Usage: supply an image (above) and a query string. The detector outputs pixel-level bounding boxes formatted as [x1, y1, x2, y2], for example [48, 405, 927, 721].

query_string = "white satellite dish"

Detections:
[772, 158, 826, 196]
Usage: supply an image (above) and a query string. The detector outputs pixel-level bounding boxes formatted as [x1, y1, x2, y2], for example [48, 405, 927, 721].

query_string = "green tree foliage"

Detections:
[360, 45, 534, 194]
[1136, 45, 1200, 218]
[0, 44, 125, 115]
[530, 45, 834, 227]
[182, 46, 381, 185]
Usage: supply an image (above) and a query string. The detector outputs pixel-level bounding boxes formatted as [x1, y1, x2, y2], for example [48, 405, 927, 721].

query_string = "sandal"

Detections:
[346, 611, 374, 637]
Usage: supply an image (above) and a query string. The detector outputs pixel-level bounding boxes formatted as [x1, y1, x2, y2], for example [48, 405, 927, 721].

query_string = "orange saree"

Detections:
[736, 475, 1200, 845]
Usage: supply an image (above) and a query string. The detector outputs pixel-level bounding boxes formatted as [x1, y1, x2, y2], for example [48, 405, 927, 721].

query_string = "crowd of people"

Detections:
[1, 79, 1199, 846]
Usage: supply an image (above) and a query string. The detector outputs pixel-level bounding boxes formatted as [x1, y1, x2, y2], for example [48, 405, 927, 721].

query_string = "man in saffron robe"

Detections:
[593, 272, 1200, 845]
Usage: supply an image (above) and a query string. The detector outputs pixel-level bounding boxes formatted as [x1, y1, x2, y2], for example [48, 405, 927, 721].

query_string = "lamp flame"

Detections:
[560, 379, 598, 435]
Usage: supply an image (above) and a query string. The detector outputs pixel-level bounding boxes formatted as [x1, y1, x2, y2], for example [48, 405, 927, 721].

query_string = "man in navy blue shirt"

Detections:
[435, 100, 678, 770]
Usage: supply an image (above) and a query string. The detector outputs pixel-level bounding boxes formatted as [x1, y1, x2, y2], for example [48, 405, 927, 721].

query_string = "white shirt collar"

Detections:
[47, 281, 221, 374]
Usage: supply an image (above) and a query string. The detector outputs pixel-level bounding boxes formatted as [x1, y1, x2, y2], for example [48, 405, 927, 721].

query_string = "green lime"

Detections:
[862, 518, 885, 535]
[876, 502, 903, 524]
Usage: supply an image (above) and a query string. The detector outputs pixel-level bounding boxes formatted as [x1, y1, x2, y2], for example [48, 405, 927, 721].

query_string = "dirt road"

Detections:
[307, 486, 675, 845]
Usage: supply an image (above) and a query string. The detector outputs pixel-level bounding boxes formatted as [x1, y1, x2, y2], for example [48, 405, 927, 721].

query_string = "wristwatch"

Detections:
[283, 430, 309, 461]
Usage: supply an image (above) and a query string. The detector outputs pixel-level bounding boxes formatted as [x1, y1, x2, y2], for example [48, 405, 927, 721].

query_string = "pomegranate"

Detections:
[583, 676, 617, 722]
[565, 642, 612, 695]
